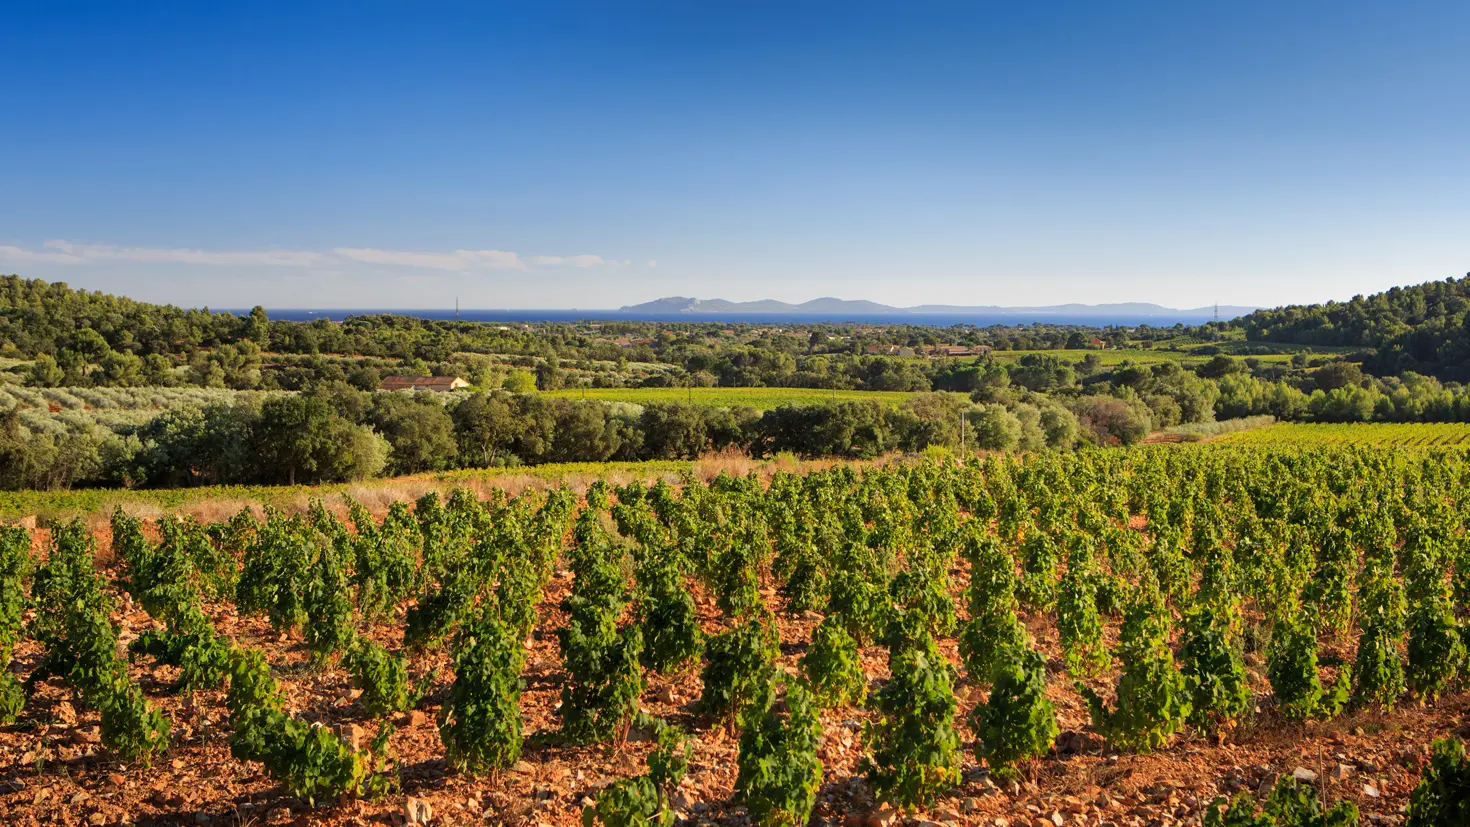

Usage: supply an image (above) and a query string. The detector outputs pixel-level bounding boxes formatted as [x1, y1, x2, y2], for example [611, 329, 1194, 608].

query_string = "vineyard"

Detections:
[4, 446, 1470, 827]
[1213, 422, 1470, 447]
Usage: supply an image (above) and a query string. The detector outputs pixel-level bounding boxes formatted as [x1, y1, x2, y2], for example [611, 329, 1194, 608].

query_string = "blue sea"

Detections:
[242, 308, 1227, 328]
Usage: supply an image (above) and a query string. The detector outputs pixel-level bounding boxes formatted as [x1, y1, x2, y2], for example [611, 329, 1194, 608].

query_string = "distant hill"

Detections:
[619, 296, 897, 314]
[619, 296, 1258, 318]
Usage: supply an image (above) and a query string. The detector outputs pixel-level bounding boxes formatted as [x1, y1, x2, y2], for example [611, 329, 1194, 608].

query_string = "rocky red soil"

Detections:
[2, 553, 1462, 827]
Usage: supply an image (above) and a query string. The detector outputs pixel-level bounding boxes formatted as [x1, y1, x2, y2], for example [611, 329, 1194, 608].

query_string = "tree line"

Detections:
[10, 355, 1470, 491]
[0, 388, 1101, 490]
[1237, 273, 1470, 380]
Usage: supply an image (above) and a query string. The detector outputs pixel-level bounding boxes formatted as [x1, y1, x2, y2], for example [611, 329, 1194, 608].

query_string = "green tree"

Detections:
[503, 370, 537, 393]
[26, 353, 64, 386]
[369, 392, 459, 474]
[255, 396, 386, 484]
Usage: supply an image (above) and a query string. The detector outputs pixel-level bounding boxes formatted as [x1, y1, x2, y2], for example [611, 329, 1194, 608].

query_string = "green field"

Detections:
[1211, 421, 1470, 447]
[984, 348, 1205, 366]
[542, 386, 920, 409]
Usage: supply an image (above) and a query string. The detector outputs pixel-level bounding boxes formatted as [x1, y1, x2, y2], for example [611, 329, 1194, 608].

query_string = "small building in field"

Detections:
[1088, 337, 1108, 349]
[380, 375, 470, 392]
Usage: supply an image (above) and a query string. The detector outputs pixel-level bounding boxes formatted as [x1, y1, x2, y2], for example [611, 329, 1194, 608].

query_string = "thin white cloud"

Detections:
[647, 259, 658, 268]
[0, 244, 87, 265]
[333, 247, 528, 271]
[0, 240, 629, 272]
[43, 239, 327, 267]
[526, 254, 607, 268]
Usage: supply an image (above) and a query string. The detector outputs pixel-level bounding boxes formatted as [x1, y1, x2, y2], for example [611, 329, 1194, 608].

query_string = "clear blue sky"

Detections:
[2, 1, 1466, 310]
